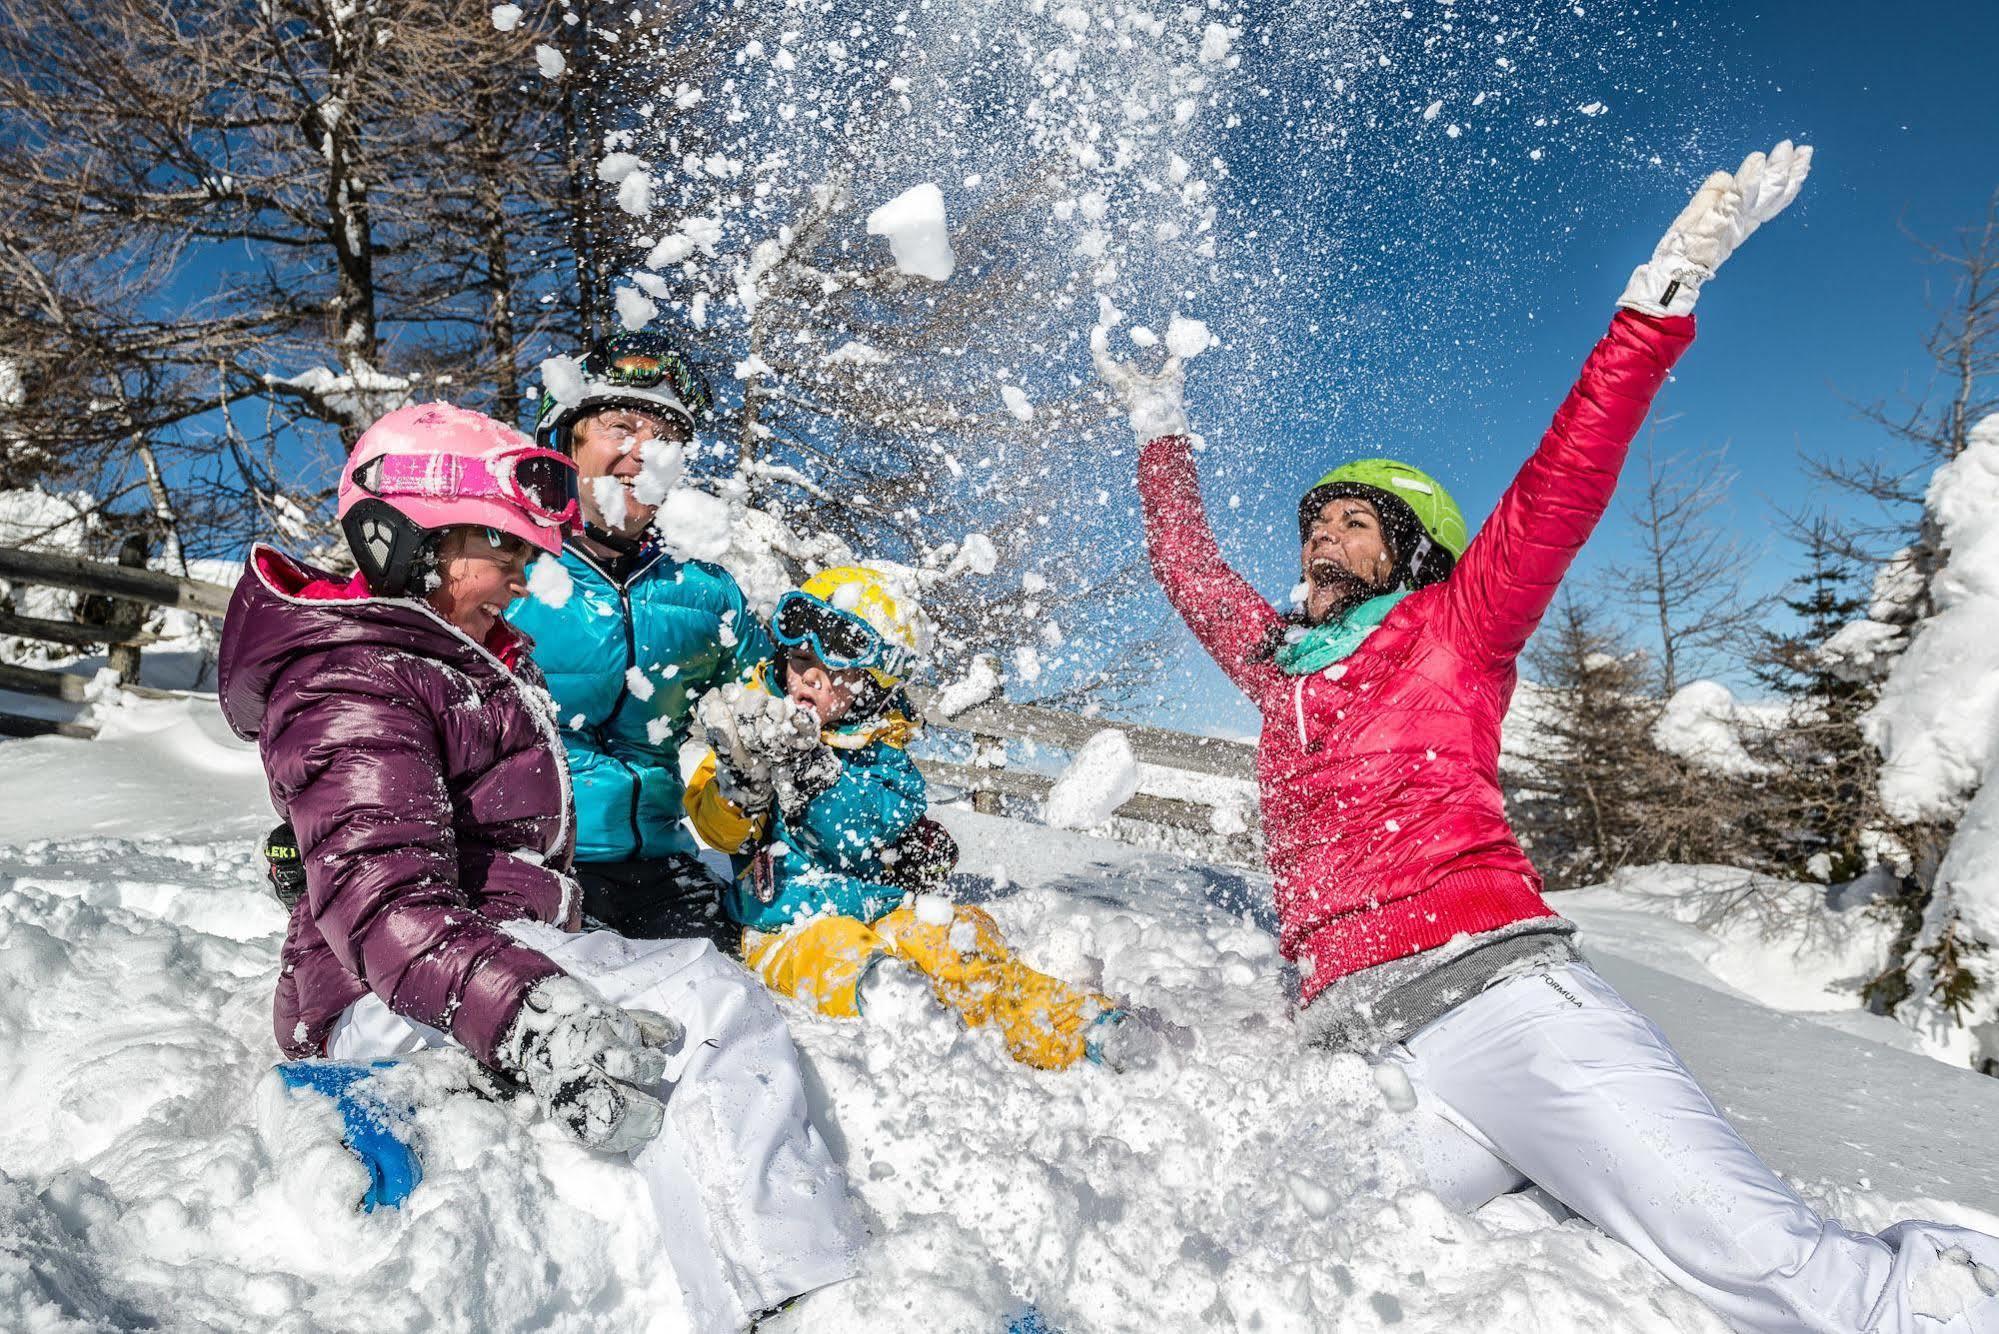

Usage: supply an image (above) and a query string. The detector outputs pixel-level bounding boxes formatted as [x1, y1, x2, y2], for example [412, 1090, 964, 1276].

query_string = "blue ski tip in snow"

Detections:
[1007, 1307, 1056, 1333]
[276, 1060, 422, 1212]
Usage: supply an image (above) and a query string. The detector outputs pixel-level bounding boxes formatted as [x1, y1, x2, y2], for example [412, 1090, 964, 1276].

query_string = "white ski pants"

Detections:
[330, 926, 862, 1333]
[1383, 961, 1999, 1334]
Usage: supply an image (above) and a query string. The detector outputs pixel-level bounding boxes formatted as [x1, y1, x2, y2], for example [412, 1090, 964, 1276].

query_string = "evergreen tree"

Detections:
[1746, 520, 1893, 887]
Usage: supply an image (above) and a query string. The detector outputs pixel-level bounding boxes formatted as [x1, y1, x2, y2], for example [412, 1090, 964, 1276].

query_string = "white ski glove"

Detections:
[1618, 139, 1813, 317]
[495, 974, 681, 1155]
[1091, 320, 1188, 444]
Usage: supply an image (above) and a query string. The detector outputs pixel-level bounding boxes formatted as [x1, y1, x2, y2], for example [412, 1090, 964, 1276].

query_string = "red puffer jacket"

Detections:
[1139, 309, 1694, 1005]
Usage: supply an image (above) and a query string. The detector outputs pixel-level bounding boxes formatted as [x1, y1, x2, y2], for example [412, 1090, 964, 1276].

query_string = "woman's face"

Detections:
[429, 527, 534, 642]
[1301, 496, 1395, 624]
[783, 647, 866, 726]
[569, 407, 692, 537]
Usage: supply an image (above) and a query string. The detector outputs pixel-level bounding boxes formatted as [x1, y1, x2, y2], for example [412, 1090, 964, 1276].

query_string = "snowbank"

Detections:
[1563, 864, 1898, 1021]
[6, 698, 1999, 1330]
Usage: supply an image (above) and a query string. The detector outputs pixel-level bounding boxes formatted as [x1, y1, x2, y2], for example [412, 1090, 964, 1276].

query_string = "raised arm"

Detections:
[1444, 139, 1812, 672]
[1137, 433, 1285, 697]
[1438, 309, 1694, 670]
[1092, 321, 1285, 697]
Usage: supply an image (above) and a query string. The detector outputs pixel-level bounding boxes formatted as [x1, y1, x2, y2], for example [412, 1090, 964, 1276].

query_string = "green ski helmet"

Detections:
[1298, 458, 1469, 589]
[533, 331, 714, 454]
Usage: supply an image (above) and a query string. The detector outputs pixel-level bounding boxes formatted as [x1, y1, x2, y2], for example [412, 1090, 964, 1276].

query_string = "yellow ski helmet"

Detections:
[773, 566, 933, 688]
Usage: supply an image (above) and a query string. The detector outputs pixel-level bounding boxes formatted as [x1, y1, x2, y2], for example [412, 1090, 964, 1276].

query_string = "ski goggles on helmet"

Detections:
[350, 445, 581, 532]
[771, 590, 913, 685]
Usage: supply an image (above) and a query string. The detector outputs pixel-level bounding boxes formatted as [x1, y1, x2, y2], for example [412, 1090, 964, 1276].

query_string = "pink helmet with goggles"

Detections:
[338, 402, 580, 596]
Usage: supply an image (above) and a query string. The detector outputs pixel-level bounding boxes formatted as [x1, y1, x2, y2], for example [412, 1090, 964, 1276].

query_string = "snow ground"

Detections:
[3, 696, 1998, 1333]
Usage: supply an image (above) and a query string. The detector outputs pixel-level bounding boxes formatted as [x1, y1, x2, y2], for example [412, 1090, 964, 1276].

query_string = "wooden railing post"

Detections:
[106, 535, 150, 685]
[75, 534, 151, 686]
[970, 729, 1005, 815]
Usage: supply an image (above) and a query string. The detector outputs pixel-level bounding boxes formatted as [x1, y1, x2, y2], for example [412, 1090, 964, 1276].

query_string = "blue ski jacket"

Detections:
[510, 544, 773, 864]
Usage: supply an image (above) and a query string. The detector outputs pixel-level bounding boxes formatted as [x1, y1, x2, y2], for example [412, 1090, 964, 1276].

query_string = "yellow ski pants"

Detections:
[741, 904, 1114, 1070]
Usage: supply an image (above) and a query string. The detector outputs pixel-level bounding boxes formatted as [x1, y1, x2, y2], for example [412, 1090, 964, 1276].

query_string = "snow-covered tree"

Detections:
[1746, 521, 1896, 890]
[1510, 594, 1764, 890]
[1861, 413, 1999, 1071]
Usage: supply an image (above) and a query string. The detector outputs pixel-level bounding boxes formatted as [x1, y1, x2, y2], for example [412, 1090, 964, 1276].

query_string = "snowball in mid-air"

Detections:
[1044, 730, 1141, 830]
[1199, 21, 1235, 63]
[539, 354, 585, 408]
[596, 152, 645, 184]
[526, 556, 573, 609]
[591, 475, 629, 531]
[1165, 317, 1212, 359]
[933, 653, 1002, 717]
[534, 44, 566, 78]
[615, 286, 657, 332]
[1000, 385, 1035, 422]
[616, 172, 652, 218]
[654, 488, 733, 563]
[490, 4, 522, 31]
[631, 439, 687, 507]
[866, 184, 956, 281]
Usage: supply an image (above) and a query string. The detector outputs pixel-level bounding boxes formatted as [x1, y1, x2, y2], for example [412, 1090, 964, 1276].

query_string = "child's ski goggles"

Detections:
[350, 445, 581, 532]
[772, 590, 913, 684]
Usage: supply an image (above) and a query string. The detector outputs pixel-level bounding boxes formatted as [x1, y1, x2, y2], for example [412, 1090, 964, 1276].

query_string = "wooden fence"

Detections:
[0, 549, 1262, 862]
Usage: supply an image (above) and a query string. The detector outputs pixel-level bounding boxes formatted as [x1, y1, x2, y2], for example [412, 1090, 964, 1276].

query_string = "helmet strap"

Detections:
[1405, 534, 1433, 587]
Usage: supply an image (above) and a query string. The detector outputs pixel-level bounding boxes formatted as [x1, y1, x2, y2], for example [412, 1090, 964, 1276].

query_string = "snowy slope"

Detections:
[4, 696, 1999, 1333]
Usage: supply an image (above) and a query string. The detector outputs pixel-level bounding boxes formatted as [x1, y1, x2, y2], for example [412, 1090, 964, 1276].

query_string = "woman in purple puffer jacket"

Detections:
[219, 402, 859, 1332]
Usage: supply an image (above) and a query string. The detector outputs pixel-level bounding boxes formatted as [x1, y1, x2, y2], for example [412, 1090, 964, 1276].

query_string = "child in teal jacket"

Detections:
[685, 567, 1158, 1072]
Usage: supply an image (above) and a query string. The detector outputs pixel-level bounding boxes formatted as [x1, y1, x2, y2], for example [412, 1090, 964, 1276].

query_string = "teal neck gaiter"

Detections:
[1273, 588, 1409, 676]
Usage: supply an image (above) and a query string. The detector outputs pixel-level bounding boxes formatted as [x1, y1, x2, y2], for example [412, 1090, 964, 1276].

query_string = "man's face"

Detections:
[569, 406, 691, 536]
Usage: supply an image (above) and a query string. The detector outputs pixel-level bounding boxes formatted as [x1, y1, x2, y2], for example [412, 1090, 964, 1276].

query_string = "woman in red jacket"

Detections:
[1103, 143, 1999, 1334]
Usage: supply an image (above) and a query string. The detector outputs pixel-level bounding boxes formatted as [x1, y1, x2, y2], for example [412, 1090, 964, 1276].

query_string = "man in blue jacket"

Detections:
[510, 332, 773, 950]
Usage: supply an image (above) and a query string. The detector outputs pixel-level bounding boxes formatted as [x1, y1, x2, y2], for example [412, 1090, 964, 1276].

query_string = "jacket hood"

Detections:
[219, 545, 526, 742]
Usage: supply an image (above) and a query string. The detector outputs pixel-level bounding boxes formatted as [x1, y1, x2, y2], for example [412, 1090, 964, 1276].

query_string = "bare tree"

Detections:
[1605, 431, 1768, 694]
[1803, 193, 1999, 573]
[0, 0, 590, 560]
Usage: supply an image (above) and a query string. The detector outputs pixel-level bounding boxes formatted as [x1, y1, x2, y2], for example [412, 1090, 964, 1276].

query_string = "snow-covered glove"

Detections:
[1091, 321, 1188, 443]
[494, 975, 681, 1155]
[1618, 139, 1813, 317]
[698, 684, 839, 815]
[770, 739, 843, 816]
[695, 685, 777, 814]
[730, 688, 825, 765]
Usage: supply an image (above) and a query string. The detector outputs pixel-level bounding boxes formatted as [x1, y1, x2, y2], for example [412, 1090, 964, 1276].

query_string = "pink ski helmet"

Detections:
[338, 402, 580, 596]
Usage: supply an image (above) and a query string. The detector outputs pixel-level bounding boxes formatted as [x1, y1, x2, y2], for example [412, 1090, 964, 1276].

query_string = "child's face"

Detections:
[429, 527, 533, 642]
[784, 647, 870, 725]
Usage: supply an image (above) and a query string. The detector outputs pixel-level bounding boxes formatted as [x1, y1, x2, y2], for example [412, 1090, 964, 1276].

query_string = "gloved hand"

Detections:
[695, 685, 777, 813]
[770, 740, 843, 815]
[1618, 139, 1813, 317]
[1091, 317, 1188, 443]
[697, 683, 841, 816]
[494, 974, 681, 1154]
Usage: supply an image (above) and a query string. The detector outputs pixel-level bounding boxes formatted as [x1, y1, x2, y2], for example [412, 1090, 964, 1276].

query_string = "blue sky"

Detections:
[1134, 0, 1999, 737]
